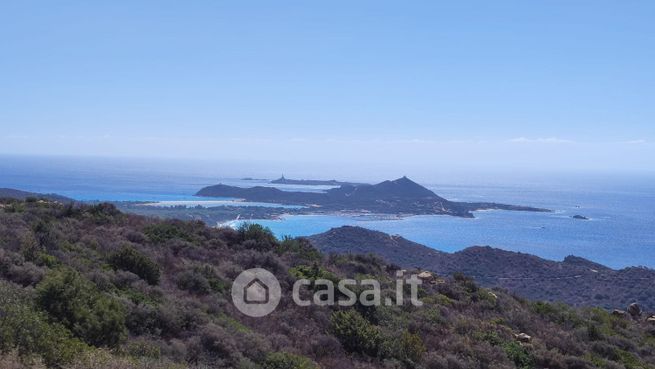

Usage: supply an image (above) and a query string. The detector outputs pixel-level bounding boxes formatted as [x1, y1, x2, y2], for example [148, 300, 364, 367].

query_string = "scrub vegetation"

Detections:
[1, 199, 655, 369]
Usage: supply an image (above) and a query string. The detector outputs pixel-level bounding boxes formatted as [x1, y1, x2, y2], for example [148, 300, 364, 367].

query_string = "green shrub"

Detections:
[32, 221, 58, 251]
[288, 263, 337, 282]
[330, 310, 382, 357]
[144, 223, 194, 244]
[109, 245, 160, 285]
[34, 252, 58, 267]
[0, 281, 87, 366]
[119, 287, 161, 306]
[201, 265, 229, 293]
[453, 272, 478, 293]
[503, 341, 535, 369]
[238, 223, 277, 244]
[176, 269, 211, 295]
[276, 237, 322, 261]
[393, 331, 426, 364]
[472, 329, 502, 346]
[531, 301, 583, 327]
[176, 265, 227, 295]
[263, 352, 318, 369]
[85, 203, 122, 223]
[35, 268, 127, 347]
[87, 203, 121, 216]
[616, 349, 643, 369]
[587, 323, 604, 341]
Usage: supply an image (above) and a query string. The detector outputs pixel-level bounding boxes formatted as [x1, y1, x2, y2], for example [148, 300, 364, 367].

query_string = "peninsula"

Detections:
[196, 176, 549, 218]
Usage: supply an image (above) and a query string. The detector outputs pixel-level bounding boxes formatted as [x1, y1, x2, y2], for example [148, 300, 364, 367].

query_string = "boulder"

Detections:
[628, 303, 642, 317]
[514, 333, 532, 343]
[612, 309, 627, 317]
[417, 271, 434, 281]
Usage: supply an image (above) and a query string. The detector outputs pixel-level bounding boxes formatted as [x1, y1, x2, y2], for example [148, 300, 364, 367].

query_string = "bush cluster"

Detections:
[36, 268, 127, 347]
[109, 245, 160, 285]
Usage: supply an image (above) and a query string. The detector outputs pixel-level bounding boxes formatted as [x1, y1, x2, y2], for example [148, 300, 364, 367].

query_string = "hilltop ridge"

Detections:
[0, 188, 74, 203]
[308, 225, 655, 311]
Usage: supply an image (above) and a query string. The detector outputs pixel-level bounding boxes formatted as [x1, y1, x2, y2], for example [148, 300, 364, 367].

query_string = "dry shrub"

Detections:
[0, 351, 46, 369]
[64, 350, 186, 369]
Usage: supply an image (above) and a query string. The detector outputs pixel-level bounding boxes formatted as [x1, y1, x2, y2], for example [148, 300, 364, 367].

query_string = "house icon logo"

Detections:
[244, 278, 269, 304]
[231, 268, 281, 317]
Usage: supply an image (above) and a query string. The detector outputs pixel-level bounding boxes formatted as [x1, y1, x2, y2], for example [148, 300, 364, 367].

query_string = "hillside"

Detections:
[308, 226, 655, 311]
[0, 188, 74, 203]
[2, 199, 655, 369]
[196, 177, 549, 218]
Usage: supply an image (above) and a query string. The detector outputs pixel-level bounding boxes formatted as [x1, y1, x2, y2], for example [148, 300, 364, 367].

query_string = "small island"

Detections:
[271, 175, 366, 187]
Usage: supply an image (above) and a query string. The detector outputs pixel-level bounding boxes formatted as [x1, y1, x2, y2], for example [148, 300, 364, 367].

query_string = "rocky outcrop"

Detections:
[612, 310, 627, 317]
[417, 271, 435, 282]
[514, 333, 532, 343]
[628, 303, 642, 318]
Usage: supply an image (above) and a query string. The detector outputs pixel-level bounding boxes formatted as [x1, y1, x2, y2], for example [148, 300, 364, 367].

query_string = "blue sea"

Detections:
[1, 155, 654, 269]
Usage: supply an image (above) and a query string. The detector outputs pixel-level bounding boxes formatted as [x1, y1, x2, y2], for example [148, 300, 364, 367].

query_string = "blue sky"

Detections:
[1, 1, 653, 172]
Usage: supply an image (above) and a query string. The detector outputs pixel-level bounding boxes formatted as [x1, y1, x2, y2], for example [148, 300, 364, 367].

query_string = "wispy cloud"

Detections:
[507, 137, 575, 144]
[621, 139, 647, 144]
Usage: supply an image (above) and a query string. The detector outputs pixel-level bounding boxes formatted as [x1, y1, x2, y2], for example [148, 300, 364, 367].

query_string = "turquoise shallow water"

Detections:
[231, 183, 655, 269]
[235, 209, 652, 270]
[1, 156, 653, 269]
[145, 199, 303, 209]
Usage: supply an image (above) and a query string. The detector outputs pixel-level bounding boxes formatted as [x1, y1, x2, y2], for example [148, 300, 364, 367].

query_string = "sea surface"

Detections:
[1, 155, 654, 269]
